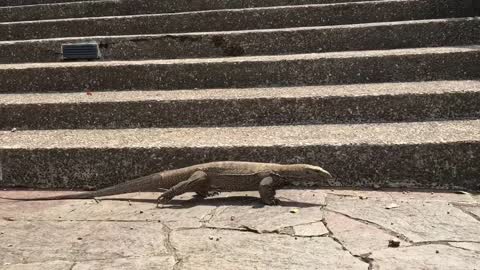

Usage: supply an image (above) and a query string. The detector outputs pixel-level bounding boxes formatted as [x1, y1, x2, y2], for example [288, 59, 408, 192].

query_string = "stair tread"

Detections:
[1, 119, 479, 149]
[0, 80, 478, 105]
[2, 46, 479, 70]
[1, 17, 476, 45]
[0, 0, 415, 24]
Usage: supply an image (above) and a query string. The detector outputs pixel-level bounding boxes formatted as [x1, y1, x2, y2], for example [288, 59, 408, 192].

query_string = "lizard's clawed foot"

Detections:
[195, 190, 220, 198]
[156, 194, 173, 207]
[206, 191, 220, 197]
[262, 198, 280, 206]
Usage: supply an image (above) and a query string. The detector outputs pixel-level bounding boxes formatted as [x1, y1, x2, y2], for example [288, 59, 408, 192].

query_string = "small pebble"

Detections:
[130, 227, 134, 230]
[139, 211, 144, 214]
[388, 239, 401, 248]
[209, 236, 214, 240]
[230, 216, 235, 221]
[436, 250, 440, 254]
[385, 203, 399, 209]
[10, 128, 16, 132]
[290, 208, 299, 214]
[7, 244, 13, 247]
[77, 237, 83, 240]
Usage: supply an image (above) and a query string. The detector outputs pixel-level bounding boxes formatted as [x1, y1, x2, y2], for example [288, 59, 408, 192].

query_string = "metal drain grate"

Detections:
[62, 42, 101, 60]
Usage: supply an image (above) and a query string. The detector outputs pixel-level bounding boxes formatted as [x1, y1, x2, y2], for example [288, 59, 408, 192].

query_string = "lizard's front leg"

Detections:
[157, 171, 209, 206]
[258, 175, 286, 205]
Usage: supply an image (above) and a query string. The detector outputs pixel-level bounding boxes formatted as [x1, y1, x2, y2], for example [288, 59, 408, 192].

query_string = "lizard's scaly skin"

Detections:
[2, 161, 332, 202]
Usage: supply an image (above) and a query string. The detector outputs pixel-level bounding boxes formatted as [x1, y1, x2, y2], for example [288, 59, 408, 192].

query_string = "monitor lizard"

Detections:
[1, 161, 332, 205]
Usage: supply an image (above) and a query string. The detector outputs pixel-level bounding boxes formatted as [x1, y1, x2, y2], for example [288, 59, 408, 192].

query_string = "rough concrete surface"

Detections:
[1, 46, 479, 93]
[0, 0, 467, 41]
[0, 119, 479, 190]
[1, 189, 479, 269]
[0, 0, 379, 22]
[1, 80, 479, 130]
[0, 0, 102, 7]
[2, 18, 478, 64]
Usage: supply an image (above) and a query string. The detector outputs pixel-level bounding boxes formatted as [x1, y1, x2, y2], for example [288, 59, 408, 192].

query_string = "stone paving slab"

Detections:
[369, 244, 480, 270]
[207, 190, 325, 233]
[0, 220, 170, 265]
[325, 191, 480, 242]
[324, 211, 409, 256]
[1, 189, 479, 269]
[2, 257, 176, 270]
[171, 228, 367, 270]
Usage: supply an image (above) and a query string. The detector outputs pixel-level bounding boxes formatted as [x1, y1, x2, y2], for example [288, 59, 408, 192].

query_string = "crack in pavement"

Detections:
[326, 192, 359, 198]
[451, 203, 480, 222]
[201, 222, 330, 240]
[320, 218, 372, 269]
[200, 205, 229, 226]
[3, 219, 170, 223]
[160, 221, 183, 270]
[1, 255, 174, 268]
[68, 262, 77, 270]
[205, 224, 259, 233]
[411, 240, 480, 253]
[414, 240, 480, 245]
[324, 208, 413, 244]
[204, 218, 329, 237]
[359, 256, 374, 270]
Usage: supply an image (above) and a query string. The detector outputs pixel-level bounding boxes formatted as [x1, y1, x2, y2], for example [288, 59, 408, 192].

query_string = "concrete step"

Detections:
[1, 81, 479, 130]
[0, 119, 478, 189]
[0, 0, 97, 7]
[0, 0, 468, 41]
[0, 0, 382, 22]
[1, 18, 479, 63]
[0, 46, 478, 93]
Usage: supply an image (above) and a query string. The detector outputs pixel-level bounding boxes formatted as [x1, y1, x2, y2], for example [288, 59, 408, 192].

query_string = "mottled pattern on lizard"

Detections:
[2, 161, 332, 205]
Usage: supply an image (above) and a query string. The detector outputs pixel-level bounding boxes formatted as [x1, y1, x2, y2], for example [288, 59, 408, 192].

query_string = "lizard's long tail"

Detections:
[0, 173, 162, 201]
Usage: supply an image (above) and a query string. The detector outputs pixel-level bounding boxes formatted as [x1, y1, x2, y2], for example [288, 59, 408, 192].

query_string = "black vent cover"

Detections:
[62, 42, 101, 60]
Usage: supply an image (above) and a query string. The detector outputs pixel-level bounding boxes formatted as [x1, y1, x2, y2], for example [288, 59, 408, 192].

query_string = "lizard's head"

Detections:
[276, 164, 332, 181]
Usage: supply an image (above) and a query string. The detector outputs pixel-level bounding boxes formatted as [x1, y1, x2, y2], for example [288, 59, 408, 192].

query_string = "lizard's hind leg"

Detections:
[259, 176, 286, 205]
[157, 171, 209, 206]
[195, 184, 220, 198]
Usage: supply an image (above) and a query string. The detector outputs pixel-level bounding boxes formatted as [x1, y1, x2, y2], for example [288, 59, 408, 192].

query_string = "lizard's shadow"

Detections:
[106, 196, 324, 209]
